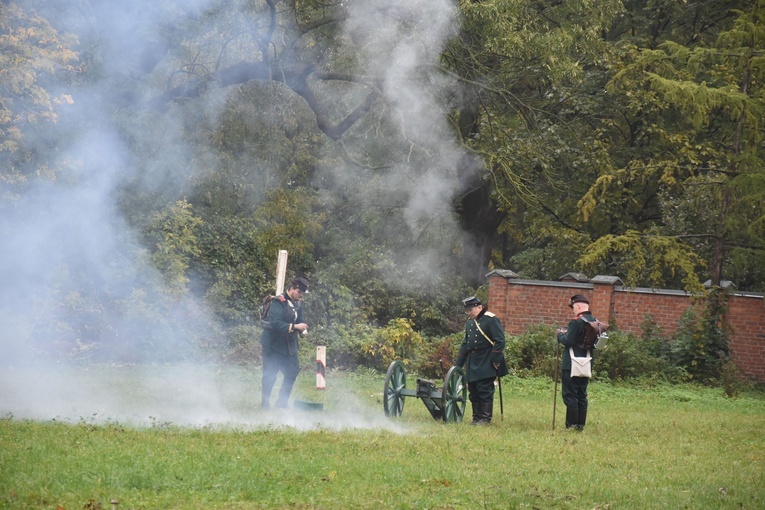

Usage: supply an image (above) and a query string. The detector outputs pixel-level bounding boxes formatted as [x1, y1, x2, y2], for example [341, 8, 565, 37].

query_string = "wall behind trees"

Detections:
[487, 270, 765, 382]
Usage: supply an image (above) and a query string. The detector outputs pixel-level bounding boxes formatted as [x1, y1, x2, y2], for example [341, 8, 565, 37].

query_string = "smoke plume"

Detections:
[1, 0, 463, 429]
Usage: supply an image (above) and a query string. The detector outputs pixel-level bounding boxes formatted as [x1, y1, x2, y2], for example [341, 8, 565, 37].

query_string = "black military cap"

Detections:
[291, 277, 310, 293]
[568, 294, 589, 308]
[463, 296, 481, 308]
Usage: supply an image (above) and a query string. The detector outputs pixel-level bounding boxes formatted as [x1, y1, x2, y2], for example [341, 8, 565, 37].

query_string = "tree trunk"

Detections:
[710, 43, 752, 288]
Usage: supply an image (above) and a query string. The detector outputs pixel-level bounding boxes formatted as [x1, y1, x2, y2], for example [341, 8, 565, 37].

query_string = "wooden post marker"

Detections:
[316, 346, 326, 389]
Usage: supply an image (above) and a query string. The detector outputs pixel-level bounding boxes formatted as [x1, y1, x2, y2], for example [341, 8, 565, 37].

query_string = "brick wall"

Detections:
[487, 270, 765, 382]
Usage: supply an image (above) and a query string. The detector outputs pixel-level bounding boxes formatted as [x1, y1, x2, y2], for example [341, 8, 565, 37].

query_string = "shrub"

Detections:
[668, 290, 730, 384]
[505, 323, 686, 383]
[720, 358, 753, 398]
[505, 324, 558, 379]
[221, 325, 262, 364]
[301, 323, 375, 370]
[410, 334, 461, 380]
[360, 318, 424, 372]
[640, 313, 672, 360]
[594, 330, 684, 382]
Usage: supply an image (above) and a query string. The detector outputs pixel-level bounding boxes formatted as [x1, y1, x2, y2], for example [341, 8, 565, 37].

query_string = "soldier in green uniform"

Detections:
[260, 277, 310, 409]
[556, 294, 595, 430]
[455, 296, 509, 425]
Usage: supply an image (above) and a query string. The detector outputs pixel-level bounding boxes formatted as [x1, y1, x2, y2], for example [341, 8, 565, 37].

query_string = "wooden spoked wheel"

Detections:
[441, 366, 467, 423]
[383, 360, 407, 417]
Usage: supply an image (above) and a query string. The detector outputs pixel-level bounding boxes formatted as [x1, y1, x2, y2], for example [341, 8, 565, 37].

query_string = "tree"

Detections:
[443, 0, 625, 281]
[19, 0, 471, 328]
[598, 0, 765, 290]
[0, 2, 77, 203]
[6, 0, 764, 366]
[146, 200, 203, 297]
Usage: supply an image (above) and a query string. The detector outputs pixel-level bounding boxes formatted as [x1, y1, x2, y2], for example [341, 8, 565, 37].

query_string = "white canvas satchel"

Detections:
[569, 347, 592, 378]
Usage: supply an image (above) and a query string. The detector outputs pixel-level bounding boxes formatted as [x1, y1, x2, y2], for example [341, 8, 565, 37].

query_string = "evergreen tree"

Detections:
[598, 0, 765, 290]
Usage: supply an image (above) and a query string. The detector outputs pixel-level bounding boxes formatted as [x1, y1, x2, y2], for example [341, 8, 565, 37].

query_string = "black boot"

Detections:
[565, 407, 579, 429]
[471, 402, 481, 425]
[471, 403, 493, 425]
[577, 408, 587, 431]
[481, 402, 494, 424]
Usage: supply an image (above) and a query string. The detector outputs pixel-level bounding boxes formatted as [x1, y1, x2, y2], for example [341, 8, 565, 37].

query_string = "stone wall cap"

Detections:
[485, 269, 520, 279]
[703, 279, 737, 290]
[559, 272, 589, 282]
[591, 275, 624, 285]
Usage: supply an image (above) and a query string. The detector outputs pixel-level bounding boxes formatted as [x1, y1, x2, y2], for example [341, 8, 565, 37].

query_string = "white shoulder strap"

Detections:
[473, 319, 495, 346]
[569, 347, 592, 357]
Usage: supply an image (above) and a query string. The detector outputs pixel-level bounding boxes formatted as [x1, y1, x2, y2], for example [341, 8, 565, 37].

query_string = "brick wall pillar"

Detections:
[487, 269, 518, 323]
[590, 275, 621, 324]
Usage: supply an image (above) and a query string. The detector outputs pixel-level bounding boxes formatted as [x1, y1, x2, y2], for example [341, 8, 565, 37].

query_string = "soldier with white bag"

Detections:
[555, 294, 603, 431]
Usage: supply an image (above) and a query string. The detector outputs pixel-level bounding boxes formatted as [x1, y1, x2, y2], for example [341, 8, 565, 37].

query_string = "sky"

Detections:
[0, 0, 465, 429]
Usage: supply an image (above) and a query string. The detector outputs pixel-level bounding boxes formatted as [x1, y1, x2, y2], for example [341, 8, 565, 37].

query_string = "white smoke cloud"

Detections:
[344, 0, 464, 233]
[1, 0, 464, 430]
[0, 364, 409, 432]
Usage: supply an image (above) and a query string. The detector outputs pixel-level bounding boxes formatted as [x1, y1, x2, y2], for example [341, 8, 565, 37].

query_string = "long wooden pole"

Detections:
[275, 250, 288, 295]
[496, 372, 504, 421]
[552, 341, 560, 430]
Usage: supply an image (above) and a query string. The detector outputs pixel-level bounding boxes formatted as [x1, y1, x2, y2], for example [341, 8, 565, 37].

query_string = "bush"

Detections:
[287, 295, 737, 391]
[505, 324, 558, 379]
[221, 325, 262, 364]
[300, 323, 375, 371]
[640, 313, 672, 360]
[594, 330, 685, 382]
[293, 321, 456, 375]
[720, 359, 754, 398]
[668, 291, 731, 384]
[504, 323, 687, 383]
[360, 318, 424, 372]
[410, 334, 461, 380]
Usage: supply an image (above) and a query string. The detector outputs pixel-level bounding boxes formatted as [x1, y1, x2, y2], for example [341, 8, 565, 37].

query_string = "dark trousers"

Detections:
[561, 370, 588, 427]
[468, 377, 496, 404]
[262, 348, 300, 407]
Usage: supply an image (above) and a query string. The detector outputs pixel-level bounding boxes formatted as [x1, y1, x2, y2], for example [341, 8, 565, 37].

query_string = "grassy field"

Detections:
[1, 366, 764, 509]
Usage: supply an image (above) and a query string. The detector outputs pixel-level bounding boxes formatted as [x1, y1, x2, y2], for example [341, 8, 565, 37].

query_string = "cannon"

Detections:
[383, 360, 467, 423]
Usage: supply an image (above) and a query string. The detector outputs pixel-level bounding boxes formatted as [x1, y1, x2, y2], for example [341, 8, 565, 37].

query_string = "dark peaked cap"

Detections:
[568, 294, 589, 308]
[463, 296, 481, 308]
[291, 277, 310, 292]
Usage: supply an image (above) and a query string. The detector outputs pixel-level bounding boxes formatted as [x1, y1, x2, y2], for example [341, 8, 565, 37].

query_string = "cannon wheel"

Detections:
[441, 366, 467, 423]
[383, 360, 406, 417]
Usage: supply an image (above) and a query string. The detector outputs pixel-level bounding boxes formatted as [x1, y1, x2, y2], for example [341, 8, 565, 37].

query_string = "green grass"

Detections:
[1, 367, 764, 509]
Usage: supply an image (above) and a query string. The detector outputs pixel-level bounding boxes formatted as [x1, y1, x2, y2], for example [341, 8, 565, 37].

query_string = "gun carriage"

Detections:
[382, 360, 467, 423]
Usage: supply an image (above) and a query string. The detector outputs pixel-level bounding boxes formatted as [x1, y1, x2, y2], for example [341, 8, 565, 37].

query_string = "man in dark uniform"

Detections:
[260, 277, 310, 409]
[556, 294, 596, 430]
[455, 296, 509, 425]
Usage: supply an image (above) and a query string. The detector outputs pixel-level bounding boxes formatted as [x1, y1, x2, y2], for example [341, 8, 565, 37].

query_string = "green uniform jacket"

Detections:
[455, 309, 510, 382]
[556, 311, 596, 371]
[259, 293, 303, 357]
